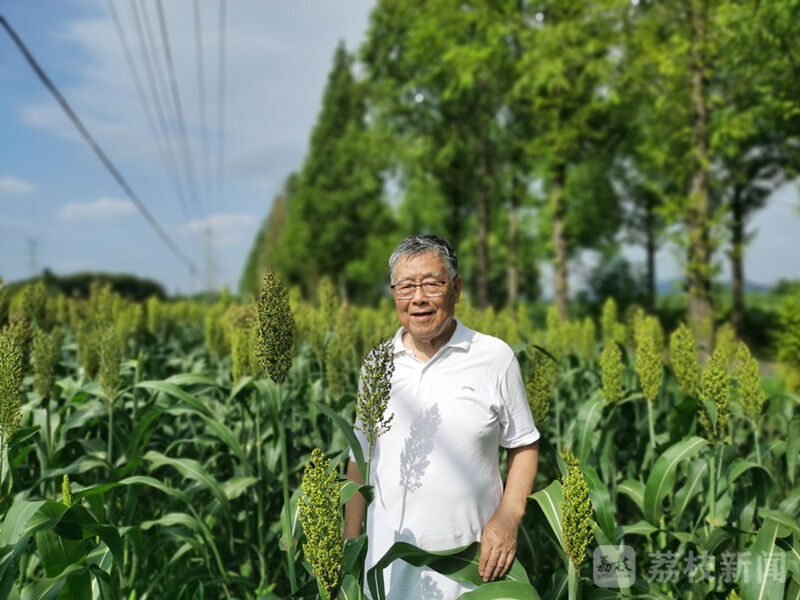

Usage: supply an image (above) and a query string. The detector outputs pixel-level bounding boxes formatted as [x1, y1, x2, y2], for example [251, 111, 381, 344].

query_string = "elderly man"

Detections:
[345, 234, 540, 599]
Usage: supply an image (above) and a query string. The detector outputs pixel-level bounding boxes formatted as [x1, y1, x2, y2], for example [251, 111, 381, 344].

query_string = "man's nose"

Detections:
[410, 286, 429, 301]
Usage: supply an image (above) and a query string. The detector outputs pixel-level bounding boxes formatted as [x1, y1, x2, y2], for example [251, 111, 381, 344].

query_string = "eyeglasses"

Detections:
[390, 280, 450, 299]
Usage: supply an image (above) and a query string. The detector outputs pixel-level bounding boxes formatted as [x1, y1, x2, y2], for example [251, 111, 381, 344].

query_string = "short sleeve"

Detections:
[497, 354, 541, 448]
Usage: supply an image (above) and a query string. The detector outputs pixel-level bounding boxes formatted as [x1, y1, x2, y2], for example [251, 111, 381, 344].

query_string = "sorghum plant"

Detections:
[635, 317, 663, 403]
[33, 328, 61, 399]
[699, 345, 731, 444]
[325, 303, 355, 398]
[355, 338, 395, 459]
[601, 297, 624, 344]
[560, 448, 593, 571]
[62, 474, 73, 507]
[670, 323, 700, 397]
[526, 349, 553, 425]
[255, 272, 295, 384]
[600, 340, 624, 404]
[0, 333, 22, 488]
[5, 313, 33, 376]
[299, 448, 343, 600]
[734, 341, 766, 464]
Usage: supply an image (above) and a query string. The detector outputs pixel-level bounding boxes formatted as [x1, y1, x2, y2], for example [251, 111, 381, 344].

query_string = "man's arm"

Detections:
[479, 440, 539, 582]
[344, 460, 365, 538]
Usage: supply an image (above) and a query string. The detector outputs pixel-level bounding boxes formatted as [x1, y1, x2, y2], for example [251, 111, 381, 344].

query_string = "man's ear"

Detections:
[453, 276, 463, 303]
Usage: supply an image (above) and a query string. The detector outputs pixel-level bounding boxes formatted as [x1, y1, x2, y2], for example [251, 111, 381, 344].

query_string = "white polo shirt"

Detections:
[352, 318, 540, 599]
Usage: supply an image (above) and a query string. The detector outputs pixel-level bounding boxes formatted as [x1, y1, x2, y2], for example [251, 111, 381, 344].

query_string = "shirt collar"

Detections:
[392, 317, 473, 356]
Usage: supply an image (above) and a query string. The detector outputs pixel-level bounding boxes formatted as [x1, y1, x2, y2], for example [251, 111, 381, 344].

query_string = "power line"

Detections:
[193, 0, 213, 214]
[105, 0, 191, 219]
[0, 15, 197, 276]
[129, 0, 194, 217]
[137, 0, 200, 217]
[216, 0, 227, 212]
[155, 0, 202, 215]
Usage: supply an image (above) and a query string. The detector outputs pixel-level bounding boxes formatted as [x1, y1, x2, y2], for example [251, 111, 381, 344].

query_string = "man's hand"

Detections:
[479, 507, 520, 582]
[479, 441, 539, 582]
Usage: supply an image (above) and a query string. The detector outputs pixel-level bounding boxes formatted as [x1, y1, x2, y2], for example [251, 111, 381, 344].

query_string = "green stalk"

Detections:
[751, 420, 762, 466]
[567, 560, 578, 600]
[276, 410, 297, 593]
[647, 399, 656, 450]
[255, 392, 266, 587]
[555, 387, 562, 453]
[707, 448, 717, 527]
[107, 393, 114, 468]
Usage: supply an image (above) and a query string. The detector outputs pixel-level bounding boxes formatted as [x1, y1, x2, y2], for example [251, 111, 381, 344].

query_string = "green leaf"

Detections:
[531, 481, 564, 548]
[313, 401, 366, 478]
[761, 509, 800, 538]
[20, 563, 88, 600]
[223, 476, 258, 500]
[674, 459, 708, 525]
[739, 518, 786, 600]
[574, 396, 604, 464]
[136, 380, 212, 416]
[338, 574, 363, 600]
[144, 450, 231, 519]
[366, 542, 530, 600]
[643, 436, 707, 525]
[457, 580, 542, 599]
[619, 521, 657, 539]
[788, 418, 800, 484]
[582, 464, 615, 543]
[342, 535, 368, 576]
[617, 479, 645, 514]
[166, 373, 218, 387]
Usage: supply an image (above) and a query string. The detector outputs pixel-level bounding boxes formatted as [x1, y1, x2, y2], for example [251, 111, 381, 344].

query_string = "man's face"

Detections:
[392, 252, 462, 345]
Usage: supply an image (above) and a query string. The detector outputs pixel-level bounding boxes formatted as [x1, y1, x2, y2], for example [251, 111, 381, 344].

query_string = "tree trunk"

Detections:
[730, 185, 745, 334]
[507, 173, 520, 307]
[645, 217, 656, 312]
[687, 0, 714, 355]
[552, 163, 569, 320]
[476, 139, 490, 309]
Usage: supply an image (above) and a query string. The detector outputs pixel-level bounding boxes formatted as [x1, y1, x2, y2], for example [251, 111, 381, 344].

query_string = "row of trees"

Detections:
[241, 0, 800, 350]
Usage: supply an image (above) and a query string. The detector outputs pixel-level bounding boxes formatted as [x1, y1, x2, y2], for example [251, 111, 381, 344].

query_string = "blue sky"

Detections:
[0, 0, 375, 294]
[1, 0, 798, 296]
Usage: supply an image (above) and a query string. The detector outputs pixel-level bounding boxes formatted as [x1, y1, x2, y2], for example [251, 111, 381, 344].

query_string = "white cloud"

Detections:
[57, 197, 136, 221]
[180, 213, 259, 246]
[0, 176, 37, 196]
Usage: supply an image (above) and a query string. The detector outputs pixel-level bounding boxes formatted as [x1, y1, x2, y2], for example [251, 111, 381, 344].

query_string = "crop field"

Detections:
[0, 278, 799, 600]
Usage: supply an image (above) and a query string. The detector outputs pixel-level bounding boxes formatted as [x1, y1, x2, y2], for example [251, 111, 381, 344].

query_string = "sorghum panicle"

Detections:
[635, 318, 662, 403]
[699, 345, 731, 443]
[33, 328, 61, 399]
[734, 342, 765, 420]
[299, 448, 343, 600]
[99, 325, 122, 400]
[600, 340, 624, 404]
[325, 303, 355, 398]
[0, 334, 23, 452]
[579, 318, 596, 362]
[62, 474, 73, 507]
[356, 338, 395, 451]
[526, 349, 553, 424]
[5, 313, 33, 376]
[670, 323, 700, 397]
[601, 297, 624, 344]
[255, 272, 296, 384]
[560, 448, 593, 570]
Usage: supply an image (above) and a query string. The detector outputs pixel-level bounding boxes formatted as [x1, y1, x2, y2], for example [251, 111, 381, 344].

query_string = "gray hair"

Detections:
[389, 235, 458, 282]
